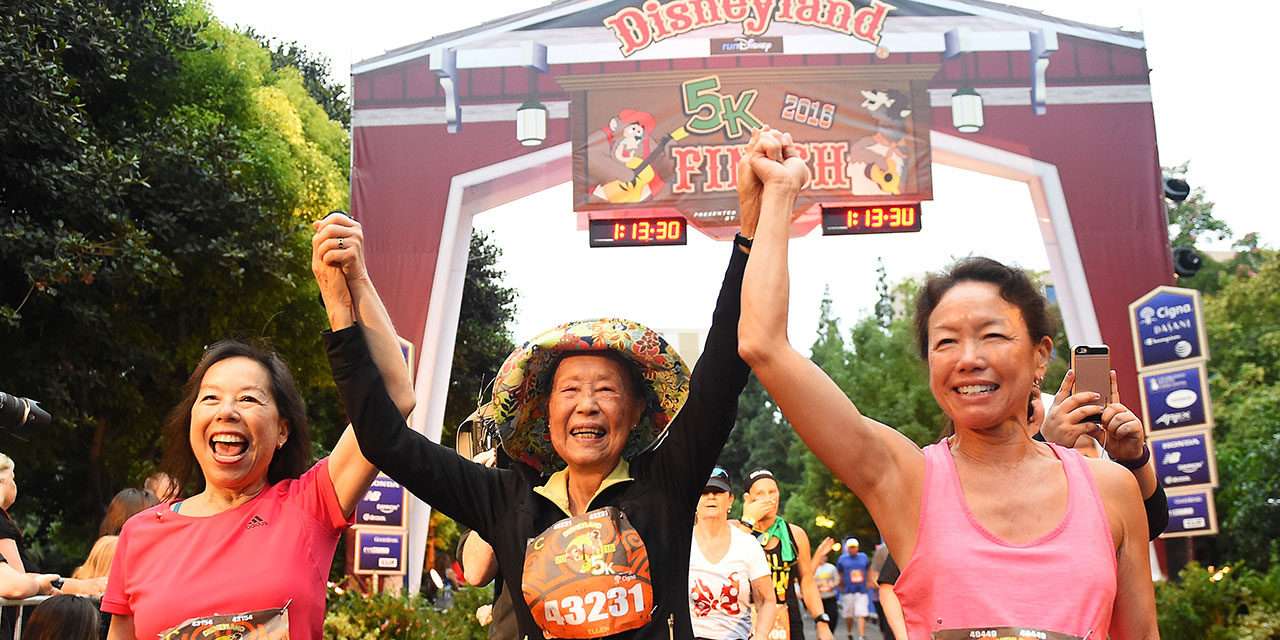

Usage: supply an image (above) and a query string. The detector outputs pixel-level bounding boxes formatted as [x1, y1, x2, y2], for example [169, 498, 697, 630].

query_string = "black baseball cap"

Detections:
[746, 468, 776, 491]
[705, 466, 732, 493]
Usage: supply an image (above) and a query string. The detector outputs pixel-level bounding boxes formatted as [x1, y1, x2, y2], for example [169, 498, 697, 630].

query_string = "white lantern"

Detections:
[951, 87, 984, 133]
[516, 99, 547, 146]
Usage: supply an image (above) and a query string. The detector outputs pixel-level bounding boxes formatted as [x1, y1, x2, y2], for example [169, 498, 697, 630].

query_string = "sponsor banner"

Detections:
[1162, 488, 1219, 539]
[356, 530, 408, 575]
[1138, 362, 1213, 436]
[561, 66, 936, 237]
[710, 36, 784, 55]
[1151, 429, 1217, 490]
[1129, 286, 1208, 371]
[355, 473, 408, 528]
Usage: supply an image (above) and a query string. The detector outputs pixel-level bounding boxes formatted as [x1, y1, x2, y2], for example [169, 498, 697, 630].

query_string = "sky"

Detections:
[208, 0, 1278, 350]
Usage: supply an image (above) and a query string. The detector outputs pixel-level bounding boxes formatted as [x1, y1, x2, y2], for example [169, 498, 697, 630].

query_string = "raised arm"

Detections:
[736, 130, 923, 556]
[312, 212, 413, 516]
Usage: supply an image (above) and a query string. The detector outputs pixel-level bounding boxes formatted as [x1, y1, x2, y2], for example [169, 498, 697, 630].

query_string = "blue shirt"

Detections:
[837, 551, 869, 594]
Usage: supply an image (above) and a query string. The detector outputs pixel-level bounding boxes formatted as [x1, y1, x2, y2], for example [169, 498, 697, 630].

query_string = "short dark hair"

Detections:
[914, 257, 1055, 360]
[160, 340, 312, 494]
[24, 595, 99, 640]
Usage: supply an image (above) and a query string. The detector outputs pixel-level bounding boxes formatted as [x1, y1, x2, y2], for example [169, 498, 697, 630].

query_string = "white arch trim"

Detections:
[400, 132, 1100, 592]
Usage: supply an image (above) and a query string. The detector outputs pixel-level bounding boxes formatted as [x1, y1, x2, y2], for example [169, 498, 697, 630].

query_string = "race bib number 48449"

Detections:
[933, 628, 1083, 640]
[522, 507, 653, 638]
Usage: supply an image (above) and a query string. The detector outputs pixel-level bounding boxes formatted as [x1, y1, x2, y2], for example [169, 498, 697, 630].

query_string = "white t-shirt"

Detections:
[689, 525, 771, 640]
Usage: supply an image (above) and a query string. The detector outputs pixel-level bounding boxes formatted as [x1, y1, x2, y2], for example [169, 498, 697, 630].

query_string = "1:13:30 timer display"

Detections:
[589, 216, 687, 248]
[821, 204, 923, 236]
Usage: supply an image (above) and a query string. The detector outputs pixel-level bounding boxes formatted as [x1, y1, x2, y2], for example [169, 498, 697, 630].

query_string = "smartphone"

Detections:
[1071, 345, 1111, 423]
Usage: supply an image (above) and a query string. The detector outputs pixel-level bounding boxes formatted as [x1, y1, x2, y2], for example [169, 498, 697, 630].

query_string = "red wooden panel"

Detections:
[1075, 42, 1111, 78]
[805, 54, 838, 66]
[1111, 48, 1148, 76]
[468, 69, 503, 97]
[977, 52, 1010, 79]
[672, 57, 706, 70]
[638, 59, 669, 72]
[1046, 40, 1079, 79]
[372, 70, 403, 101]
[405, 63, 437, 100]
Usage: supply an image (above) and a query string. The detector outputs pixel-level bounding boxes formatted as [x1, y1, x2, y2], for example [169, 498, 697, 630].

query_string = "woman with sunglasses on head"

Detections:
[689, 467, 776, 640]
[102, 212, 413, 639]
[737, 129, 1157, 639]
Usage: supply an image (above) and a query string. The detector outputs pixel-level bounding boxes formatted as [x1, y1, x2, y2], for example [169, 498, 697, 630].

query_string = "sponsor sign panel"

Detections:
[561, 66, 936, 238]
[355, 474, 408, 528]
[1151, 429, 1217, 490]
[1129, 286, 1208, 370]
[1138, 362, 1213, 435]
[1162, 488, 1219, 539]
[356, 530, 407, 575]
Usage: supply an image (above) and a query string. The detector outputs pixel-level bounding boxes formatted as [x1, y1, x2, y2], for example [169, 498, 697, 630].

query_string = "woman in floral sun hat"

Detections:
[324, 128, 785, 640]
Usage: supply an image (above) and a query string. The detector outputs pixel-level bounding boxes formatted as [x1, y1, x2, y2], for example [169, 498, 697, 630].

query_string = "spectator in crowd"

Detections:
[737, 468, 831, 640]
[866, 538, 891, 638]
[874, 555, 907, 640]
[812, 537, 840, 635]
[98, 489, 159, 538]
[101, 212, 414, 640]
[23, 594, 99, 640]
[836, 537, 869, 640]
[738, 129, 1157, 638]
[688, 466, 775, 640]
[144, 472, 179, 503]
[0, 562, 57, 601]
[60, 535, 117, 597]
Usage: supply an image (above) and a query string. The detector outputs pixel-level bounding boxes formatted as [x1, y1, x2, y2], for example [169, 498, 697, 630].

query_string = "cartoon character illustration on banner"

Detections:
[848, 89, 912, 196]
[592, 109, 689, 204]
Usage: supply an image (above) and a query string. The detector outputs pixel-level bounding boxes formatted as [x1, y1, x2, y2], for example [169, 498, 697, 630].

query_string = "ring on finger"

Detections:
[337, 237, 345, 249]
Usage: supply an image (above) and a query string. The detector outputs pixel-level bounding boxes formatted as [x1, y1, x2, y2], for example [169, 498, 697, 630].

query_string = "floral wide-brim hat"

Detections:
[492, 318, 690, 473]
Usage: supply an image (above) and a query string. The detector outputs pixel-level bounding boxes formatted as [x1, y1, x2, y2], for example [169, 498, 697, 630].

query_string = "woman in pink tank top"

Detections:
[735, 129, 1158, 639]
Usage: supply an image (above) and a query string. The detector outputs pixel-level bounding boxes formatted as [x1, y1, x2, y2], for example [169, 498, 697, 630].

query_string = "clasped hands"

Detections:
[736, 126, 811, 238]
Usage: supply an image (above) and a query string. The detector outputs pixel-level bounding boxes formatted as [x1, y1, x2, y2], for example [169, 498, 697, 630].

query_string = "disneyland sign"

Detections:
[604, 0, 896, 57]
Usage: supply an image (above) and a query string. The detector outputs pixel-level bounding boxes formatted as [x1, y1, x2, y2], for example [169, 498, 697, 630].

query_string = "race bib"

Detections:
[522, 507, 653, 638]
[159, 604, 289, 640]
[933, 628, 1083, 640]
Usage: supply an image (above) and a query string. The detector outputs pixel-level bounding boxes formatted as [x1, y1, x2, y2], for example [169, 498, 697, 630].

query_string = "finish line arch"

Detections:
[349, 0, 1171, 592]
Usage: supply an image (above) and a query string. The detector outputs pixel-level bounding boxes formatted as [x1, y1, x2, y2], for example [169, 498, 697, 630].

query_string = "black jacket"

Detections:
[326, 244, 750, 640]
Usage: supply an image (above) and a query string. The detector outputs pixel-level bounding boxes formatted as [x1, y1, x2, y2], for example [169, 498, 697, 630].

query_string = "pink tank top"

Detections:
[893, 442, 1117, 639]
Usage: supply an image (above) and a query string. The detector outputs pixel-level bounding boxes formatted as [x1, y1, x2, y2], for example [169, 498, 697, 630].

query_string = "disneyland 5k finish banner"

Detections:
[560, 65, 936, 232]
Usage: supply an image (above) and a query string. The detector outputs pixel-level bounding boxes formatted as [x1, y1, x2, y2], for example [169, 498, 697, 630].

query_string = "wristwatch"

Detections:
[741, 517, 757, 531]
[816, 612, 832, 627]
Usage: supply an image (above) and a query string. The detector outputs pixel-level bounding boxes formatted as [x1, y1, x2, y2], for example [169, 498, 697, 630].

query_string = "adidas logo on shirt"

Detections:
[246, 515, 268, 530]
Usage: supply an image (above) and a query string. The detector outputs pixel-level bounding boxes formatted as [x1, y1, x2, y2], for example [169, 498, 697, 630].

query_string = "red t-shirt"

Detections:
[102, 459, 351, 639]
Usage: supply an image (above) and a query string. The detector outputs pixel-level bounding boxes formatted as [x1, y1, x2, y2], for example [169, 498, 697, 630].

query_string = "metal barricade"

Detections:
[0, 595, 51, 640]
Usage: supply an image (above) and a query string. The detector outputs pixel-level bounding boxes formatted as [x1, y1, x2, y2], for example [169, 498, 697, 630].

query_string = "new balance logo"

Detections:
[246, 515, 268, 530]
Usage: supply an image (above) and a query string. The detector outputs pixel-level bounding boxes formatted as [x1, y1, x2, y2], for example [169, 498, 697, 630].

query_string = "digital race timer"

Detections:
[821, 204, 923, 236]
[588, 216, 687, 248]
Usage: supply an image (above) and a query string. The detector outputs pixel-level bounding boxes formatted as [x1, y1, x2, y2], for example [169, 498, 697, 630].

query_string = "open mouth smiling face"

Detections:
[547, 354, 645, 472]
[190, 356, 287, 492]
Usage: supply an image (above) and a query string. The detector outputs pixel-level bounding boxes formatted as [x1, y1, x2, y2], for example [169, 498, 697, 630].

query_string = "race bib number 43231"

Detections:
[522, 507, 653, 638]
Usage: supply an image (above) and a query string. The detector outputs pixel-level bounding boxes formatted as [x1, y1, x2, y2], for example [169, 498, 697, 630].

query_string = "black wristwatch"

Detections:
[1116, 443, 1151, 470]
[815, 612, 832, 627]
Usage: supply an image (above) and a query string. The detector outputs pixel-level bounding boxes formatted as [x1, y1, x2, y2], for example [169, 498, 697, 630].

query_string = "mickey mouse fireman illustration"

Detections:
[848, 89, 912, 196]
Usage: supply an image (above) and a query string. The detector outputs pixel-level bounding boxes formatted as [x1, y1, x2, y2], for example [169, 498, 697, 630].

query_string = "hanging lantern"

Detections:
[516, 99, 547, 146]
[951, 87, 984, 133]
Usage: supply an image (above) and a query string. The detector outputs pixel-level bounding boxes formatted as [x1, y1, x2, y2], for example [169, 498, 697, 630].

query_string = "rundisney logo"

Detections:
[604, 0, 896, 57]
[723, 37, 775, 52]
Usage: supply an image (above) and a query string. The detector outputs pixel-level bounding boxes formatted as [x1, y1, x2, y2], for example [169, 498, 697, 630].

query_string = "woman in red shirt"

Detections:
[103, 213, 412, 640]
[736, 130, 1157, 639]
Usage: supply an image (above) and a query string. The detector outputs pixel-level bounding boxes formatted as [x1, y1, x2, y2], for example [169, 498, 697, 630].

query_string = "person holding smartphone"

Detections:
[737, 128, 1157, 638]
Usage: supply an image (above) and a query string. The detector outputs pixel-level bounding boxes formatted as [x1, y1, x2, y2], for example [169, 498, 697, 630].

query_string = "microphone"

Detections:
[0, 392, 51, 429]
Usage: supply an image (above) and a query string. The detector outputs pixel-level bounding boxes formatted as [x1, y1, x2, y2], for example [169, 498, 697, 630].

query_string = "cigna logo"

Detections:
[604, 0, 896, 57]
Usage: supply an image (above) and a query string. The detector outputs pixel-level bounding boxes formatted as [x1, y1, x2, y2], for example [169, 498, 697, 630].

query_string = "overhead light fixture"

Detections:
[951, 87, 984, 133]
[516, 68, 547, 146]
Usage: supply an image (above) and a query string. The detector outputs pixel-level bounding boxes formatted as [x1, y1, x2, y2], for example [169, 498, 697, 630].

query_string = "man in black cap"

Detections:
[738, 469, 833, 640]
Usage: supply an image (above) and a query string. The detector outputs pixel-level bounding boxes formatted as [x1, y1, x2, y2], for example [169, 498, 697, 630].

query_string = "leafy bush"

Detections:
[325, 584, 492, 640]
[1156, 561, 1280, 640]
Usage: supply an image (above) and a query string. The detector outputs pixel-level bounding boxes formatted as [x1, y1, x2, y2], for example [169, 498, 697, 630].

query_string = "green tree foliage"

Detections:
[245, 29, 351, 129]
[440, 231, 517, 448]
[1156, 562, 1280, 640]
[325, 582, 491, 640]
[0, 0, 349, 571]
[1202, 248, 1280, 566]
[1165, 163, 1231, 249]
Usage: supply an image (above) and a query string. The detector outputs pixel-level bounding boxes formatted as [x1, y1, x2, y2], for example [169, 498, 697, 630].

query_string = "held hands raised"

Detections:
[311, 211, 368, 326]
[737, 126, 810, 237]
[1042, 370, 1146, 462]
